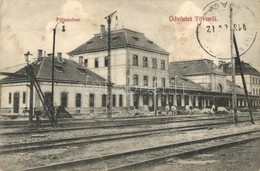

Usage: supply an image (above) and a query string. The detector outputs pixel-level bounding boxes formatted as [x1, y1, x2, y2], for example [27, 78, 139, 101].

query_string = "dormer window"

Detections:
[86, 41, 93, 45]
[54, 65, 63, 72]
[78, 68, 86, 74]
[132, 36, 139, 41]
[183, 65, 188, 70]
[112, 36, 119, 42]
[147, 40, 153, 44]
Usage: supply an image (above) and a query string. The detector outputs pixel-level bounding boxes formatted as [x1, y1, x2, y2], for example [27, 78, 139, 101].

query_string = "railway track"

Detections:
[0, 114, 256, 129]
[0, 121, 233, 154]
[1, 115, 258, 136]
[20, 129, 260, 171]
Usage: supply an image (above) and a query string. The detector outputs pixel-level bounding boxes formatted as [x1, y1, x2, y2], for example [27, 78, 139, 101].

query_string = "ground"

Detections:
[141, 139, 260, 171]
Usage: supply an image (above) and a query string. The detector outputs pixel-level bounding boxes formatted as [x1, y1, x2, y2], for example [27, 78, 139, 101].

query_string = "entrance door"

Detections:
[133, 94, 139, 109]
[13, 93, 20, 113]
[44, 92, 52, 108]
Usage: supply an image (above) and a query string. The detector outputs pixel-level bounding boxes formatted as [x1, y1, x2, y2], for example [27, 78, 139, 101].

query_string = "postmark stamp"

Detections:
[196, 0, 257, 59]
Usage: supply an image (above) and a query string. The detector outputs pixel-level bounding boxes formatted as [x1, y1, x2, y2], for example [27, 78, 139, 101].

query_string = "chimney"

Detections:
[100, 25, 105, 34]
[38, 49, 43, 58]
[57, 52, 62, 61]
[100, 25, 105, 38]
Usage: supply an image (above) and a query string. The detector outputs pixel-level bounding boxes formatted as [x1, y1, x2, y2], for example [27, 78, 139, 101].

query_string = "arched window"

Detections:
[218, 84, 223, 92]
[76, 93, 81, 107]
[112, 95, 116, 107]
[102, 94, 107, 107]
[133, 74, 139, 85]
[89, 94, 95, 107]
[133, 55, 138, 66]
[119, 95, 123, 107]
[61, 92, 68, 107]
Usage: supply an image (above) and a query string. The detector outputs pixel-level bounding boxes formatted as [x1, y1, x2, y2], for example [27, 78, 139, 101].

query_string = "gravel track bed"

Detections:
[0, 122, 259, 171]
[0, 119, 235, 145]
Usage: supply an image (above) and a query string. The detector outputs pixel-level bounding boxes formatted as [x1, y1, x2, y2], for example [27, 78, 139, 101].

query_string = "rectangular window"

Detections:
[104, 56, 108, 67]
[119, 95, 123, 107]
[95, 58, 99, 68]
[153, 77, 157, 87]
[79, 56, 83, 65]
[161, 60, 165, 70]
[143, 76, 148, 86]
[143, 57, 148, 67]
[133, 55, 138, 66]
[89, 94, 95, 107]
[113, 95, 116, 107]
[23, 92, 26, 104]
[84, 59, 88, 67]
[9, 93, 12, 104]
[61, 92, 68, 107]
[161, 78, 165, 87]
[76, 93, 81, 107]
[102, 94, 107, 107]
[133, 75, 138, 85]
[152, 58, 157, 69]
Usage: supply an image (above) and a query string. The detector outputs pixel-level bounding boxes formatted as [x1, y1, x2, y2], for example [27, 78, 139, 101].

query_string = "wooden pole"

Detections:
[105, 11, 117, 118]
[230, 4, 238, 124]
[233, 32, 255, 124]
[29, 79, 34, 126]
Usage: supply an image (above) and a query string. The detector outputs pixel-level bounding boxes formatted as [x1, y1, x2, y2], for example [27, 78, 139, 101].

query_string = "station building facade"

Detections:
[219, 60, 260, 107]
[0, 27, 260, 115]
[68, 26, 170, 111]
[0, 52, 127, 114]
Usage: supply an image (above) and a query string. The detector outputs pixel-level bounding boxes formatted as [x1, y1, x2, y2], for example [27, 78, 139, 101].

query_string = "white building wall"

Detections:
[1, 83, 30, 113]
[187, 75, 211, 89]
[227, 75, 260, 95]
[128, 48, 169, 88]
[71, 48, 127, 85]
[0, 82, 130, 114]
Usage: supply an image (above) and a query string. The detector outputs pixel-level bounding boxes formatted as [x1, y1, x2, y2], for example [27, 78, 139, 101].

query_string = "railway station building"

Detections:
[68, 26, 170, 111]
[0, 52, 127, 114]
[0, 26, 259, 115]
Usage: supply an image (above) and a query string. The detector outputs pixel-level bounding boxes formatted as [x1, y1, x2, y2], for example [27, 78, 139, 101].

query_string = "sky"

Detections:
[0, 0, 259, 74]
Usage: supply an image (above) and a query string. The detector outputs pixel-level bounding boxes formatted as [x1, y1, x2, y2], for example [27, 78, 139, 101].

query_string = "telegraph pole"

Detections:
[105, 11, 117, 118]
[24, 51, 33, 126]
[233, 32, 255, 124]
[230, 4, 238, 124]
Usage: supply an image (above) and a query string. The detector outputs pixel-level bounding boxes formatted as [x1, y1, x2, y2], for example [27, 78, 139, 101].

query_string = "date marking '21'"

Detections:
[206, 24, 247, 33]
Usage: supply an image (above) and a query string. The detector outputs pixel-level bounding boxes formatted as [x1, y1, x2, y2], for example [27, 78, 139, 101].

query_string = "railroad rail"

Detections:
[1, 115, 259, 136]
[0, 114, 256, 129]
[20, 129, 260, 171]
[0, 121, 234, 154]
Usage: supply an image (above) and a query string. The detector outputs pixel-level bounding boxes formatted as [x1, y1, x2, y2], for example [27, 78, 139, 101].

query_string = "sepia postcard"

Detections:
[0, 0, 259, 170]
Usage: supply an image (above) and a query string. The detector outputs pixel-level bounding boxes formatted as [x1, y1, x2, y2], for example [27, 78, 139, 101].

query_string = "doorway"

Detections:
[13, 92, 20, 113]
